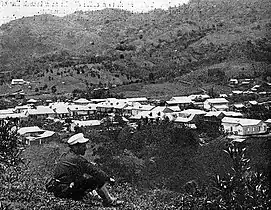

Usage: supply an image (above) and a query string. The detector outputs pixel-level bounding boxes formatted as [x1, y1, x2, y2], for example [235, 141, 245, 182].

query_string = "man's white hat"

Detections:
[67, 133, 89, 145]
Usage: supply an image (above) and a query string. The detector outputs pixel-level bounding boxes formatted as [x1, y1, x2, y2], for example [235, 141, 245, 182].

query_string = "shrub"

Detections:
[0, 119, 23, 169]
[205, 143, 270, 209]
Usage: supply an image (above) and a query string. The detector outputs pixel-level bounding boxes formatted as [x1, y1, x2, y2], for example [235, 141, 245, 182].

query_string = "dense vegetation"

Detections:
[0, 118, 270, 209]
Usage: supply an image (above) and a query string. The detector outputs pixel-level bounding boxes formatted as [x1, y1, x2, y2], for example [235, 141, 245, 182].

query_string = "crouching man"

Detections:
[50, 133, 123, 207]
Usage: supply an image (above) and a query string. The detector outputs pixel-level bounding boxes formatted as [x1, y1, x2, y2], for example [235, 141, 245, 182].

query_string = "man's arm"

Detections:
[80, 157, 111, 184]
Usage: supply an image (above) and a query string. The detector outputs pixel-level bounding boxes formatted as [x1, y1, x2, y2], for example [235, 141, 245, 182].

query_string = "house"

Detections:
[221, 117, 267, 136]
[174, 113, 197, 129]
[0, 110, 28, 120]
[238, 78, 254, 89]
[188, 94, 210, 108]
[204, 111, 226, 123]
[232, 103, 245, 112]
[229, 79, 238, 87]
[0, 108, 15, 116]
[123, 103, 154, 117]
[147, 106, 175, 118]
[242, 90, 254, 95]
[232, 90, 243, 95]
[179, 109, 206, 122]
[180, 109, 207, 116]
[219, 94, 228, 98]
[49, 102, 70, 119]
[98, 99, 131, 115]
[100, 114, 129, 127]
[129, 106, 173, 120]
[0, 108, 28, 121]
[67, 105, 93, 118]
[251, 85, 260, 92]
[174, 109, 206, 128]
[11, 79, 27, 85]
[222, 111, 243, 118]
[73, 98, 91, 105]
[14, 105, 30, 113]
[17, 126, 57, 145]
[203, 98, 229, 111]
[166, 96, 192, 110]
[89, 99, 107, 104]
[26, 106, 55, 119]
[126, 97, 149, 104]
[247, 100, 258, 106]
[18, 126, 45, 135]
[95, 98, 126, 115]
[27, 99, 38, 104]
[71, 120, 101, 132]
[10, 92, 26, 99]
[189, 94, 210, 102]
[167, 106, 181, 112]
[96, 103, 115, 114]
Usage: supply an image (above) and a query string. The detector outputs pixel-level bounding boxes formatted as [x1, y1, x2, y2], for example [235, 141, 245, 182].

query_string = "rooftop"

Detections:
[222, 117, 263, 126]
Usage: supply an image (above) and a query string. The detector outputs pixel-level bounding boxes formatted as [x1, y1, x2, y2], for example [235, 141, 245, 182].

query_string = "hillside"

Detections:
[1, 119, 270, 209]
[0, 0, 271, 97]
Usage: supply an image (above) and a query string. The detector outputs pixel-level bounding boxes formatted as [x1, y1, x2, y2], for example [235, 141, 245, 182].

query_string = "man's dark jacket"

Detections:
[52, 151, 110, 199]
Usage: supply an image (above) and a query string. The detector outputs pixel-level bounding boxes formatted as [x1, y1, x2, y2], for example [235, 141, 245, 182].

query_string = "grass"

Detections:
[9, 134, 267, 209]
[1, 116, 270, 210]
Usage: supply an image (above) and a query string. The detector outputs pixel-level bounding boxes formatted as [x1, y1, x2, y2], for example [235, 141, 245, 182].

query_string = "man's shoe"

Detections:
[102, 198, 124, 207]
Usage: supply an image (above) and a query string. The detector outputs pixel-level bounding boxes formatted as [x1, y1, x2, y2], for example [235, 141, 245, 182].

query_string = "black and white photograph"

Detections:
[0, 0, 270, 209]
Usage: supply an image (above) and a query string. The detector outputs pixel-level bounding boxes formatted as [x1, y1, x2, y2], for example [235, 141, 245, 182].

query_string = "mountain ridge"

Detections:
[0, 0, 270, 96]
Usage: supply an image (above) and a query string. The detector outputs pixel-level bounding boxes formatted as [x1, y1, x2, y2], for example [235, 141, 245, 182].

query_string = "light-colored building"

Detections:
[14, 105, 30, 113]
[189, 94, 210, 102]
[229, 79, 238, 86]
[174, 113, 198, 129]
[67, 105, 93, 117]
[18, 126, 56, 145]
[126, 97, 148, 104]
[49, 102, 70, 118]
[203, 98, 229, 111]
[166, 96, 192, 109]
[71, 120, 101, 132]
[0, 110, 28, 120]
[222, 111, 243, 118]
[73, 98, 91, 105]
[11, 79, 27, 85]
[222, 117, 267, 136]
[129, 106, 173, 120]
[232, 103, 245, 112]
[123, 104, 154, 117]
[26, 106, 55, 119]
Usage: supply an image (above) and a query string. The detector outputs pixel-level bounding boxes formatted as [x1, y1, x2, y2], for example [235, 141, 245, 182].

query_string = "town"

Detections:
[1, 77, 271, 145]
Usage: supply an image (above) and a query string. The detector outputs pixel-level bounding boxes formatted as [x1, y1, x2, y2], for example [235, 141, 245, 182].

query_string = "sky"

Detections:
[0, 0, 189, 25]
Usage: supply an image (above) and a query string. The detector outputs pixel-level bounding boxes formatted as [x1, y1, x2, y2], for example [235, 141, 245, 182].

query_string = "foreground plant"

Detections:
[207, 142, 270, 209]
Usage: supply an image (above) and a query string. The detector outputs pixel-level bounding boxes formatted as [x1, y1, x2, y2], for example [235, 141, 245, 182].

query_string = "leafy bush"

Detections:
[205, 143, 270, 209]
[0, 119, 23, 169]
[93, 123, 200, 190]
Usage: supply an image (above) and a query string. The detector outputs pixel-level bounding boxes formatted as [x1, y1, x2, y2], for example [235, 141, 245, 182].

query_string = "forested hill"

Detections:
[0, 0, 270, 82]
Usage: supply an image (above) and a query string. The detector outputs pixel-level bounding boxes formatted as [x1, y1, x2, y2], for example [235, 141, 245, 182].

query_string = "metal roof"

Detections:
[222, 117, 263, 126]
[206, 98, 229, 103]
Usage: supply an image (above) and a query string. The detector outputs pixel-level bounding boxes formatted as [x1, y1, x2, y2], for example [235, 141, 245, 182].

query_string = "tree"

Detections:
[148, 72, 154, 82]
[51, 85, 57, 94]
[0, 119, 23, 169]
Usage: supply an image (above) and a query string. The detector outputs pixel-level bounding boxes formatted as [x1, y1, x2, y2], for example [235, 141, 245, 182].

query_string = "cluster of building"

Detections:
[1, 93, 271, 145]
[229, 78, 271, 96]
